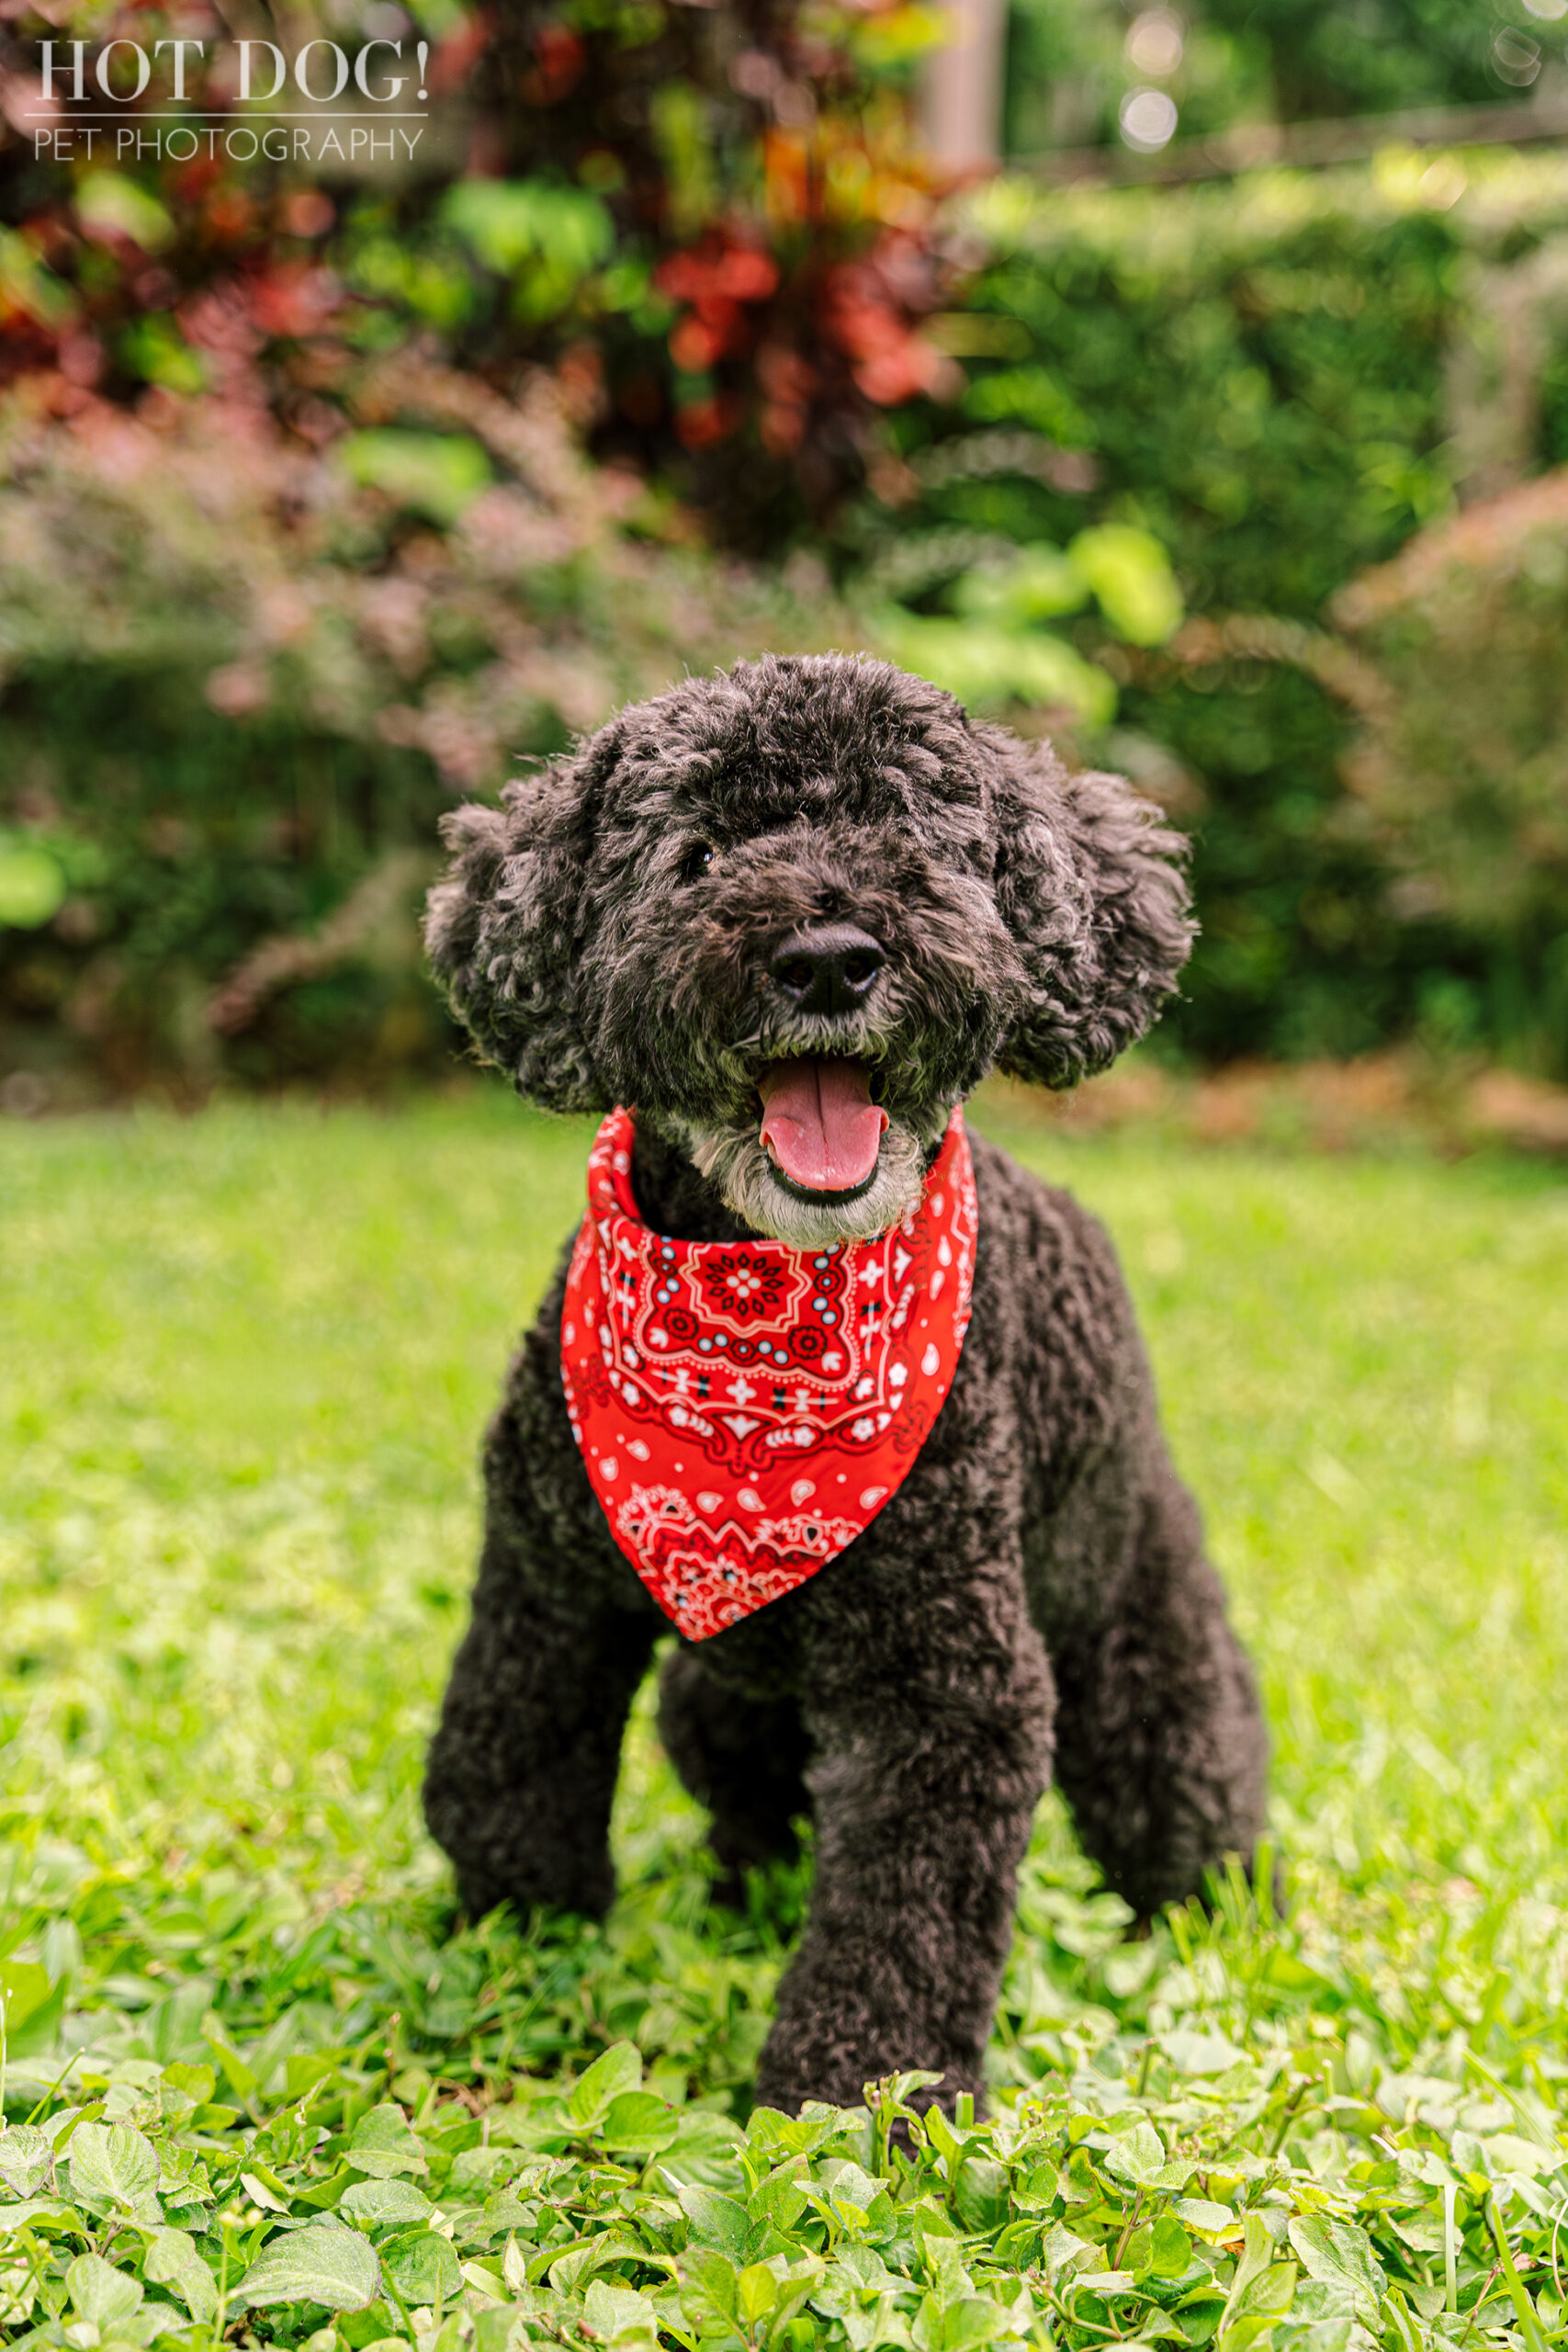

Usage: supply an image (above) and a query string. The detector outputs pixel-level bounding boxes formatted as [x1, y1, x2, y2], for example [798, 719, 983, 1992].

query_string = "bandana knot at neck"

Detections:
[561, 1106, 978, 1641]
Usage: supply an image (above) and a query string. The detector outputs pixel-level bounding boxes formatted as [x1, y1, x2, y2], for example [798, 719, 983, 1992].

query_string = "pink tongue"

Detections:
[759, 1059, 888, 1192]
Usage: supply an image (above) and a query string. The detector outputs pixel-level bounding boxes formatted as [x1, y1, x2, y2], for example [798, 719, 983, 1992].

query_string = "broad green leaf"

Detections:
[922, 2233, 973, 2300]
[954, 2157, 1009, 2233]
[962, 363, 1093, 444]
[523, 2230, 591, 2285]
[1103, 2120, 1191, 2191]
[877, 607, 1117, 726]
[1013, 2156, 1059, 2210]
[0, 2199, 81, 2235]
[916, 2290, 1013, 2349]
[161, 2064, 217, 2106]
[599, 2091, 678, 2154]
[286, 2054, 344, 2103]
[990, 2218, 1043, 2267]
[68, 2251, 144, 2330]
[582, 2278, 661, 2347]
[68, 2121, 160, 2213]
[424, 2318, 470, 2352]
[339, 431, 493, 529]
[1234, 2258, 1298, 2321]
[340, 2178, 434, 2224]
[924, 2106, 966, 2169]
[1068, 523, 1183, 647]
[238, 2222, 380, 2310]
[1160, 2030, 1247, 2077]
[949, 2299, 1016, 2350]
[660, 2107, 747, 2191]
[474, 2312, 524, 2352]
[769, 2256, 825, 2335]
[380, 2223, 464, 2305]
[737, 2262, 777, 2324]
[1125, 2225, 1158, 2277]
[1484, 2132, 1558, 2177]
[347, 2105, 428, 2180]
[1178, 2199, 1242, 2241]
[76, 172, 173, 252]
[156, 2149, 211, 2211]
[144, 2226, 220, 2322]
[742, 2107, 840, 2162]
[0, 2127, 53, 2195]
[447, 2145, 518, 2196]
[1286, 2217, 1383, 2316]
[0, 850, 66, 930]
[1040, 2222, 1097, 2280]
[547, 2235, 650, 2292]
[821, 2161, 887, 2212]
[680, 2243, 739, 2323]
[480, 2188, 533, 2235]
[748, 2159, 809, 2233]
[1214, 2324, 1272, 2352]
[878, 2070, 946, 2108]
[443, 179, 613, 278]
[1224, 2214, 1278, 2315]
[953, 548, 1089, 627]
[677, 2181, 750, 2258]
[1149, 2216, 1194, 2278]
[1177, 2290, 1229, 2344]
[567, 2041, 642, 2126]
[241, 2169, 292, 2212]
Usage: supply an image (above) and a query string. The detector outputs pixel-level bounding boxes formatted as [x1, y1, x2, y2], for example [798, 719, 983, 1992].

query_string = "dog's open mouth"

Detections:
[758, 1058, 889, 1204]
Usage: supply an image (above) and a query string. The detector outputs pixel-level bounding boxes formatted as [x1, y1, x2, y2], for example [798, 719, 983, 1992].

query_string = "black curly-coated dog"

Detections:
[422, 651, 1268, 2117]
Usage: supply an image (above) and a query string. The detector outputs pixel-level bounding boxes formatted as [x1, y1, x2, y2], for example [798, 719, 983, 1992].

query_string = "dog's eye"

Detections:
[680, 842, 715, 883]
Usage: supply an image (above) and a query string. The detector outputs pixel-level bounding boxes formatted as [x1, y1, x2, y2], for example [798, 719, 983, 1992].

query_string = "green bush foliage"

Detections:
[1329, 470, 1568, 1062]
[1003, 0, 1273, 160]
[1002, 0, 1565, 160]
[0, 0, 959, 544]
[9, 117, 1568, 1085]
[849, 152, 1568, 1074]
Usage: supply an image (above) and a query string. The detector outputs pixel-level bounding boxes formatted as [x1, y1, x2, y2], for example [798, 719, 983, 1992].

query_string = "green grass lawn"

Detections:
[2, 1090, 1566, 2352]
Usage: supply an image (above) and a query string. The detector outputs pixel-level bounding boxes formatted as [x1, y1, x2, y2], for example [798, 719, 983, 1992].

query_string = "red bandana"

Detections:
[561, 1106, 977, 1641]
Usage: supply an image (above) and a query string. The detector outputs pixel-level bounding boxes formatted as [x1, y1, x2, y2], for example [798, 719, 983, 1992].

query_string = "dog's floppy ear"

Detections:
[987, 735, 1194, 1090]
[424, 729, 619, 1111]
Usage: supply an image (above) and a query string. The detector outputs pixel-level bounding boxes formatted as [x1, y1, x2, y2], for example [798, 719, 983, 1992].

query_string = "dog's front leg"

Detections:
[424, 1318, 660, 1924]
[754, 1557, 1055, 2118]
[424, 1541, 655, 1923]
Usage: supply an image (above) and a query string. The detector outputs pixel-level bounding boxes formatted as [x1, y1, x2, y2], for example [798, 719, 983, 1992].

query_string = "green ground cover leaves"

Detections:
[1, 1091, 1566, 2350]
[4, 2031, 1568, 2352]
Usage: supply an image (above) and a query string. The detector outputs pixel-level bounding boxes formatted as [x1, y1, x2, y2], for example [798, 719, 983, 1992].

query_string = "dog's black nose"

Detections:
[769, 926, 885, 1017]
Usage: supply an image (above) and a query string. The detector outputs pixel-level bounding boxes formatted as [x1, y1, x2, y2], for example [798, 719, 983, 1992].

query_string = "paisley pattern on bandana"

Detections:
[561, 1104, 977, 1641]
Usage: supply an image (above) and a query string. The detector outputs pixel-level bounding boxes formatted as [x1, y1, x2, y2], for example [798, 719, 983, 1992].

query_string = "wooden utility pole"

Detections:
[922, 0, 1007, 168]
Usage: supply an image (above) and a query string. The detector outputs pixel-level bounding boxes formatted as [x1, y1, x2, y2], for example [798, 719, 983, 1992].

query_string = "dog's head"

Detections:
[426, 653, 1192, 1244]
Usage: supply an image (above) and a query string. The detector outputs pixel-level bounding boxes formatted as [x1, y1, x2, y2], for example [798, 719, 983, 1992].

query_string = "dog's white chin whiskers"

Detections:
[684, 1121, 928, 1246]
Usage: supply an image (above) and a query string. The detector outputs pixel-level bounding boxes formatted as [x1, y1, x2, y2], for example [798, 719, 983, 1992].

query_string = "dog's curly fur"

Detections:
[422, 652, 1268, 2116]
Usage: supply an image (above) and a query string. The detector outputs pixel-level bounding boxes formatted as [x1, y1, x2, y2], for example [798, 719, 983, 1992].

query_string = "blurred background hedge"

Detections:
[3, 0, 1568, 1098]
[866, 158, 1568, 1069]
